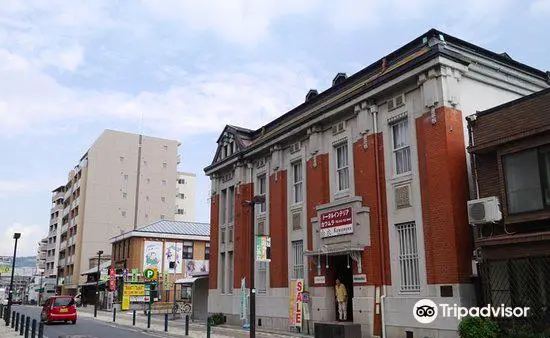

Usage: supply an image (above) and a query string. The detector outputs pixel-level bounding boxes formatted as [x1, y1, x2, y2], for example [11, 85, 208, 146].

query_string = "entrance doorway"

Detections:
[331, 255, 353, 322]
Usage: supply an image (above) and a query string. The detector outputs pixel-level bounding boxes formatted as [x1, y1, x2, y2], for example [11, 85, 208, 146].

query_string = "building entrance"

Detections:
[331, 254, 353, 322]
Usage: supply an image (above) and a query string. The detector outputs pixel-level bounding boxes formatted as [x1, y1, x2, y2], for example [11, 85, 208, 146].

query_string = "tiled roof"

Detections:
[136, 220, 210, 237]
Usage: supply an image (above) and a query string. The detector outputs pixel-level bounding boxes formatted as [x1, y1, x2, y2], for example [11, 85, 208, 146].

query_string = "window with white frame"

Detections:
[258, 175, 266, 213]
[228, 251, 234, 293]
[292, 240, 304, 279]
[391, 118, 411, 175]
[257, 261, 267, 293]
[335, 143, 349, 191]
[182, 241, 193, 259]
[292, 161, 303, 204]
[228, 186, 235, 222]
[220, 253, 226, 294]
[396, 222, 420, 292]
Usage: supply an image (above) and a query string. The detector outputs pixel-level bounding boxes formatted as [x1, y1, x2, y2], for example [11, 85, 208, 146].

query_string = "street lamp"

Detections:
[244, 194, 266, 338]
[94, 250, 103, 318]
[5, 233, 21, 325]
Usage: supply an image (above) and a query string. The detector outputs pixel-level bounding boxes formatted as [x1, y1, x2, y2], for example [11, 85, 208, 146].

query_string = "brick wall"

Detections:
[234, 183, 253, 288]
[306, 153, 330, 286]
[269, 171, 289, 288]
[209, 194, 219, 289]
[416, 106, 472, 284]
[353, 134, 391, 287]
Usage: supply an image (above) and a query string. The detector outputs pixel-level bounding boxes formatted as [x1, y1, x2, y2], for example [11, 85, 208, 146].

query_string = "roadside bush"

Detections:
[209, 312, 226, 326]
[457, 316, 500, 338]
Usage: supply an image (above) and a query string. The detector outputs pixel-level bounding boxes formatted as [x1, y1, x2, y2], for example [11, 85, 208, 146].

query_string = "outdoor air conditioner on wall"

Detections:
[467, 196, 503, 225]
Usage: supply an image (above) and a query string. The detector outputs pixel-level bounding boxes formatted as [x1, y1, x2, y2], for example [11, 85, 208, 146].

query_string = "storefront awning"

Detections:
[175, 275, 208, 285]
[304, 246, 365, 256]
[78, 281, 107, 287]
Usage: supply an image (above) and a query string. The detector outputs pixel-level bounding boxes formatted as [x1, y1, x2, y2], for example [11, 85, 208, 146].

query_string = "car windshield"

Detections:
[53, 298, 73, 307]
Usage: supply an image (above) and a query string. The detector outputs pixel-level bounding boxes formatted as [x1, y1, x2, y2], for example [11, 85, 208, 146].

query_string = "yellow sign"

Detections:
[122, 296, 130, 310]
[123, 284, 146, 297]
[0, 266, 9, 274]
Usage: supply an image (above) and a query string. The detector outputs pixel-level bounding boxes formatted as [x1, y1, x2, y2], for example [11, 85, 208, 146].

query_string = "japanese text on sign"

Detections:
[319, 207, 353, 238]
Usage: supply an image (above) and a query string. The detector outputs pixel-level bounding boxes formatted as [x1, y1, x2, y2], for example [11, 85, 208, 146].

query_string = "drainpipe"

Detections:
[370, 104, 387, 338]
[466, 114, 480, 200]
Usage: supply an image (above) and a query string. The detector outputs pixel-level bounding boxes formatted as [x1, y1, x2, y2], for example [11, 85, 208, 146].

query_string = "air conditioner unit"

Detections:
[467, 196, 502, 225]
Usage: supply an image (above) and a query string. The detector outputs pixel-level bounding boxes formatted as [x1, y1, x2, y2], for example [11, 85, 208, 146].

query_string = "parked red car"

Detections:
[41, 296, 77, 324]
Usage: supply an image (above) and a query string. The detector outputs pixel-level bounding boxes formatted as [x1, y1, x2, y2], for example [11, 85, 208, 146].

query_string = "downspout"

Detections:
[466, 114, 480, 200]
[370, 104, 387, 338]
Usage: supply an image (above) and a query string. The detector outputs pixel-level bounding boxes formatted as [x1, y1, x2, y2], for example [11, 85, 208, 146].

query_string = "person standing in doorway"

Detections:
[335, 278, 347, 321]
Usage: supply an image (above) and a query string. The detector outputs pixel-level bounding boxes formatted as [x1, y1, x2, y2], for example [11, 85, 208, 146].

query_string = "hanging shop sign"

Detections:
[320, 207, 353, 238]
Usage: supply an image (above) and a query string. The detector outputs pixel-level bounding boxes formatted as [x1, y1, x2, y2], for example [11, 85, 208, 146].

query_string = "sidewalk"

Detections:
[78, 307, 311, 338]
[0, 321, 22, 338]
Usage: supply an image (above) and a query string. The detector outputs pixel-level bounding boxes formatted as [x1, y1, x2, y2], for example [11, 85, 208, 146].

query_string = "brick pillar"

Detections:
[269, 171, 289, 288]
[209, 194, 219, 290]
[306, 154, 330, 286]
[416, 106, 472, 285]
[234, 183, 253, 288]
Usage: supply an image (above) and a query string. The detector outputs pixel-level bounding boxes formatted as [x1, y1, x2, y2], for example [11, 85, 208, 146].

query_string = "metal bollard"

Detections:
[185, 315, 189, 336]
[147, 309, 151, 329]
[206, 316, 211, 338]
[0, 304, 3, 318]
[25, 316, 30, 338]
[37, 322, 44, 338]
[31, 319, 36, 338]
[164, 313, 168, 332]
[20, 314, 24, 335]
[132, 310, 136, 326]
[11, 311, 15, 328]
[113, 308, 116, 322]
[15, 312, 20, 331]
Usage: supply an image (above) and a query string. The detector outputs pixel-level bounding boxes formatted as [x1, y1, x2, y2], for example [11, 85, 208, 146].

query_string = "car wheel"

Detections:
[71, 320, 76, 325]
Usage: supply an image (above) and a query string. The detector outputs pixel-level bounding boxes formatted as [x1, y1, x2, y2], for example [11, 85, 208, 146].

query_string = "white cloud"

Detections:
[530, 0, 550, 14]
[0, 46, 321, 138]
[0, 222, 45, 257]
[39, 45, 84, 72]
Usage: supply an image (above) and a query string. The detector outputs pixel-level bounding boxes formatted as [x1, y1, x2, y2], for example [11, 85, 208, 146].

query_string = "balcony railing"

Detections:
[58, 258, 66, 266]
[62, 206, 70, 217]
[68, 255, 74, 265]
[69, 236, 75, 246]
[61, 224, 68, 234]
[52, 191, 64, 202]
[59, 240, 67, 249]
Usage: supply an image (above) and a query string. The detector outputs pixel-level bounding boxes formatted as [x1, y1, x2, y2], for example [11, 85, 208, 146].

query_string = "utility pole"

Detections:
[5, 233, 21, 325]
[245, 193, 265, 338]
[94, 250, 103, 317]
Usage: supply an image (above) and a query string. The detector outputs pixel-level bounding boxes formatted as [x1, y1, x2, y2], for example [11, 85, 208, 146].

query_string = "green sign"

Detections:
[131, 268, 138, 282]
[143, 268, 157, 280]
[35, 288, 44, 292]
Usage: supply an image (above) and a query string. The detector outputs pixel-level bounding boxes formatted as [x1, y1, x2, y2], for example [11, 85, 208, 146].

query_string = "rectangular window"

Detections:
[205, 242, 210, 260]
[228, 186, 235, 223]
[182, 241, 194, 259]
[396, 222, 420, 292]
[258, 175, 266, 213]
[292, 240, 304, 279]
[220, 189, 227, 225]
[391, 119, 411, 175]
[220, 253, 226, 294]
[335, 143, 349, 191]
[228, 251, 234, 293]
[503, 148, 550, 214]
[258, 261, 267, 293]
[292, 161, 303, 203]
[221, 227, 225, 244]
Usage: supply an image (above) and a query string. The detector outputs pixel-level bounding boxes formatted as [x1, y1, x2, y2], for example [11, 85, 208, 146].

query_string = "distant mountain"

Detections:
[14, 256, 36, 268]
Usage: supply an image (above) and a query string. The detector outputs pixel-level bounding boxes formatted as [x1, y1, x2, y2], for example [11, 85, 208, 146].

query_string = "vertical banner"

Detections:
[256, 236, 271, 262]
[109, 268, 116, 291]
[289, 280, 296, 326]
[294, 279, 304, 327]
[143, 241, 163, 271]
[240, 277, 247, 321]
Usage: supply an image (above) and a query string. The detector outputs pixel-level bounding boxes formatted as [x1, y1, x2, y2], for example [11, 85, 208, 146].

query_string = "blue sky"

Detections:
[0, 0, 549, 256]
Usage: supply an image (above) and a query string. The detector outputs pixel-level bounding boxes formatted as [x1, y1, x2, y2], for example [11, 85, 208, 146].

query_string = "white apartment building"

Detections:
[175, 172, 196, 222]
[54, 129, 180, 294]
[44, 185, 64, 279]
[36, 238, 47, 273]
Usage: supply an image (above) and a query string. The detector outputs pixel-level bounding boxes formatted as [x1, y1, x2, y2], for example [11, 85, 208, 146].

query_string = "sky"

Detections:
[0, 0, 549, 257]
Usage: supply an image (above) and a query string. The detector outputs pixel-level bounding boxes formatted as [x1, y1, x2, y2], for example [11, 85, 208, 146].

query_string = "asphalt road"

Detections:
[12, 305, 165, 338]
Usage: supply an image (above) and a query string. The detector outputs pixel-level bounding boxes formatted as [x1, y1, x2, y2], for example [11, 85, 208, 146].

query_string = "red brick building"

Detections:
[467, 87, 550, 332]
[204, 29, 549, 338]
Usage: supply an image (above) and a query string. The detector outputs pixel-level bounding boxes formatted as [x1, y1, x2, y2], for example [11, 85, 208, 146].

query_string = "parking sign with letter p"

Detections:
[144, 268, 157, 281]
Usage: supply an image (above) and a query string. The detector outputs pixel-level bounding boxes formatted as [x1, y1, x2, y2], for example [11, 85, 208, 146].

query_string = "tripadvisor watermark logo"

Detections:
[413, 299, 530, 324]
